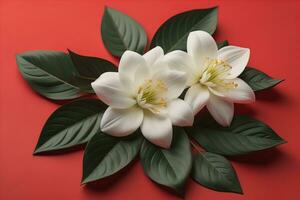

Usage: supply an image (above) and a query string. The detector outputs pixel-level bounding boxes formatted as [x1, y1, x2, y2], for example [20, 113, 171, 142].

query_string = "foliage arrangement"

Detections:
[16, 6, 285, 196]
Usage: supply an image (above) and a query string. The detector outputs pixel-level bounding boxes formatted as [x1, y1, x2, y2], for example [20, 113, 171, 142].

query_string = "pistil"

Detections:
[199, 58, 237, 90]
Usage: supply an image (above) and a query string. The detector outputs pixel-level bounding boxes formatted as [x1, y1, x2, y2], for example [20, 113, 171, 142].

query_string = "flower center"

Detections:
[136, 79, 167, 114]
[199, 58, 237, 90]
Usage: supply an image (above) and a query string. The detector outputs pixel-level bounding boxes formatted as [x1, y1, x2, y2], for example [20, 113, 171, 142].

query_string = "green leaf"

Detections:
[217, 40, 229, 49]
[68, 49, 117, 92]
[34, 99, 106, 154]
[239, 67, 283, 91]
[192, 152, 243, 194]
[82, 132, 142, 184]
[17, 51, 84, 100]
[187, 115, 286, 156]
[101, 7, 147, 57]
[140, 128, 192, 195]
[150, 7, 218, 53]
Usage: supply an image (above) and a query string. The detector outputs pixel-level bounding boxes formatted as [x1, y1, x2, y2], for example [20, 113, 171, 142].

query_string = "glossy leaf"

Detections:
[187, 115, 286, 156]
[140, 128, 192, 195]
[17, 51, 84, 100]
[68, 49, 117, 91]
[192, 152, 243, 194]
[150, 7, 218, 53]
[34, 99, 106, 154]
[101, 7, 147, 57]
[82, 132, 142, 184]
[240, 67, 283, 91]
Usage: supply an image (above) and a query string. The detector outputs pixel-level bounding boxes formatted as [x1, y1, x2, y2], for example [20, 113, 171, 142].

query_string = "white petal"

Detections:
[167, 99, 194, 126]
[184, 84, 210, 115]
[119, 51, 149, 91]
[218, 46, 250, 79]
[143, 46, 164, 66]
[101, 106, 143, 137]
[155, 69, 187, 99]
[91, 72, 136, 109]
[223, 78, 255, 103]
[207, 94, 234, 126]
[141, 111, 173, 149]
[164, 50, 199, 86]
[133, 64, 152, 91]
[208, 87, 225, 97]
[187, 31, 218, 66]
[149, 56, 168, 75]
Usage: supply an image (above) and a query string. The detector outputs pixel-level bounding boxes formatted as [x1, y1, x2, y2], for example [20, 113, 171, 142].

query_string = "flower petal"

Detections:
[91, 72, 136, 109]
[141, 111, 173, 149]
[155, 69, 187, 99]
[218, 46, 250, 79]
[143, 46, 164, 66]
[119, 51, 149, 91]
[207, 94, 234, 126]
[101, 106, 143, 137]
[167, 99, 194, 126]
[184, 84, 210, 115]
[164, 50, 199, 86]
[223, 78, 255, 103]
[207, 87, 225, 97]
[187, 31, 218, 66]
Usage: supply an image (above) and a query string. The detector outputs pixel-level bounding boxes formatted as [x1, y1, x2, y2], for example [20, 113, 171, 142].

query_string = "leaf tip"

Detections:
[235, 189, 244, 195]
[276, 79, 285, 85]
[211, 6, 219, 10]
[81, 173, 92, 185]
[209, 6, 218, 15]
[170, 184, 186, 198]
[232, 183, 244, 195]
[104, 6, 114, 13]
[271, 79, 284, 89]
[33, 147, 42, 155]
[81, 175, 98, 185]
[16, 53, 24, 62]
[80, 178, 88, 185]
[279, 139, 288, 145]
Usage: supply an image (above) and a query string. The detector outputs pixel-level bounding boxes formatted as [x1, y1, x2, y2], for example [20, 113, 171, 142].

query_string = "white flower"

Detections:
[164, 31, 255, 126]
[91, 47, 194, 148]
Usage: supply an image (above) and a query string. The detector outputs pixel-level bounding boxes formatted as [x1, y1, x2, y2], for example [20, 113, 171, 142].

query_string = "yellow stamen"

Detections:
[136, 79, 168, 114]
[199, 58, 238, 90]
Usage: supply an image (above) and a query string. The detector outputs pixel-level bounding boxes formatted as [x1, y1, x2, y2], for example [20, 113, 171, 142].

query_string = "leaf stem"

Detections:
[190, 139, 204, 153]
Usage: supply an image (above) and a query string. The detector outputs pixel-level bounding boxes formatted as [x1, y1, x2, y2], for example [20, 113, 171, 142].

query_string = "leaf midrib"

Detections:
[18, 55, 80, 90]
[200, 127, 282, 143]
[106, 9, 129, 50]
[200, 153, 233, 182]
[167, 9, 217, 52]
[84, 138, 139, 182]
[38, 111, 102, 149]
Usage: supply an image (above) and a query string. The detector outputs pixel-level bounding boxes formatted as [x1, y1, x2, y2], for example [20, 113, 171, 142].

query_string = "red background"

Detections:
[1, 0, 300, 199]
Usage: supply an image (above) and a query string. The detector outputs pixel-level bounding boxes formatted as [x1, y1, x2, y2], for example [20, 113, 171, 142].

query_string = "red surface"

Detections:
[1, 0, 300, 199]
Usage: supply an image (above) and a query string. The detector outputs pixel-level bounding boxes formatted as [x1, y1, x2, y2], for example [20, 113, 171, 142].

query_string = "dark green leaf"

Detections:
[82, 132, 142, 184]
[68, 49, 117, 92]
[217, 40, 229, 49]
[17, 51, 84, 100]
[150, 7, 218, 53]
[239, 67, 283, 91]
[140, 128, 192, 195]
[187, 115, 286, 156]
[34, 99, 106, 154]
[101, 7, 147, 57]
[192, 152, 243, 194]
